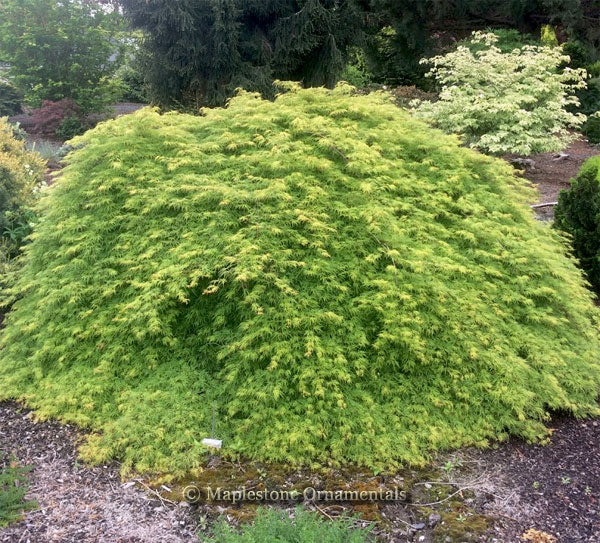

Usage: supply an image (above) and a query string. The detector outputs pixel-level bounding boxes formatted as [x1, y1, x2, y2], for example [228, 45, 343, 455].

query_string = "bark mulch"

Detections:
[474, 415, 600, 543]
[515, 137, 599, 221]
[0, 402, 199, 543]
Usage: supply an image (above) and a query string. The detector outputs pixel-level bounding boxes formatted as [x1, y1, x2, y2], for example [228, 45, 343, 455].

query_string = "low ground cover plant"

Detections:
[414, 32, 587, 156]
[205, 508, 371, 543]
[0, 453, 36, 527]
[1, 85, 599, 476]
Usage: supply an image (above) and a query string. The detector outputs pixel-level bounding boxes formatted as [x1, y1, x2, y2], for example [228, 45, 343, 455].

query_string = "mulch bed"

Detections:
[475, 415, 600, 542]
[514, 137, 599, 221]
[0, 402, 199, 543]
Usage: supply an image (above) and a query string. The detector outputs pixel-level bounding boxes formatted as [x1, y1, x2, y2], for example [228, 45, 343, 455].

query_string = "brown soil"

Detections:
[511, 138, 600, 221]
[474, 415, 600, 543]
[0, 402, 199, 543]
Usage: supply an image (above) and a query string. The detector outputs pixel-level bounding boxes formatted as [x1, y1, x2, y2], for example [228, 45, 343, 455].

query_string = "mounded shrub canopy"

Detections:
[1, 85, 599, 476]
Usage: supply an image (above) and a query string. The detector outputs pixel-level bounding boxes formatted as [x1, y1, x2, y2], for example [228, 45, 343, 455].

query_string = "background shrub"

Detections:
[0, 117, 45, 317]
[562, 39, 590, 69]
[555, 156, 600, 294]
[30, 100, 86, 140]
[0, 117, 45, 256]
[115, 62, 149, 104]
[56, 116, 87, 142]
[206, 508, 371, 543]
[576, 77, 600, 116]
[582, 113, 600, 144]
[586, 61, 600, 78]
[0, 82, 22, 117]
[414, 32, 587, 156]
[0, 0, 124, 113]
[1, 87, 599, 476]
[461, 28, 538, 54]
[340, 49, 374, 89]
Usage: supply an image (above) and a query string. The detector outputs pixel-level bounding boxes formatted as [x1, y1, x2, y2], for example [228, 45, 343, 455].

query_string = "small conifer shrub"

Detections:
[1, 85, 600, 476]
[555, 156, 600, 294]
[0, 81, 22, 117]
[0, 454, 36, 527]
[583, 112, 600, 144]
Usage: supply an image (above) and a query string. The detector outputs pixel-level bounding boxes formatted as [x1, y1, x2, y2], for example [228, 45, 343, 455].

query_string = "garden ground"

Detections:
[0, 124, 598, 543]
[518, 137, 599, 221]
[1, 400, 599, 542]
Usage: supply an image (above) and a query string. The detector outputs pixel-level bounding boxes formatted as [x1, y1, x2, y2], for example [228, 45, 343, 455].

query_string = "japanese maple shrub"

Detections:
[30, 99, 87, 140]
[414, 32, 587, 156]
[1, 85, 599, 477]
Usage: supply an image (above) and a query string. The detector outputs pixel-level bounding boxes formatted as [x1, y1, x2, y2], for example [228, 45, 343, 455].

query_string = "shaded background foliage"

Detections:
[120, 0, 368, 108]
[0, 0, 126, 113]
[555, 156, 600, 295]
[1, 1, 599, 111]
[118, 0, 600, 108]
[364, 0, 599, 85]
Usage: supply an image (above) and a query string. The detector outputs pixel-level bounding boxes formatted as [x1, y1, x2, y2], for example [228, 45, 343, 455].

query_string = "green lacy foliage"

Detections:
[1, 86, 600, 477]
[0, 0, 124, 113]
[0, 454, 36, 528]
[414, 32, 587, 156]
[206, 508, 372, 543]
[555, 156, 600, 293]
[0, 81, 22, 117]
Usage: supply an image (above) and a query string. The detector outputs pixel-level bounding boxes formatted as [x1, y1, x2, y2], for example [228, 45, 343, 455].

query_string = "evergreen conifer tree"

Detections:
[120, 0, 367, 107]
